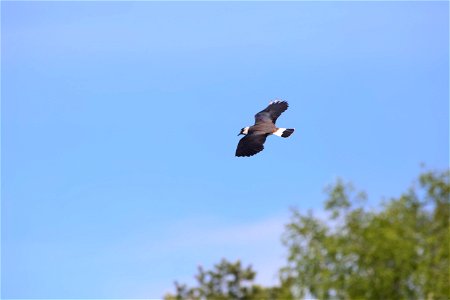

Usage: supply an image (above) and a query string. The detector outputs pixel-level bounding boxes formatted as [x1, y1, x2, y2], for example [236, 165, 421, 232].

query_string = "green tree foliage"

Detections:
[282, 170, 449, 300]
[164, 259, 293, 300]
[166, 170, 449, 300]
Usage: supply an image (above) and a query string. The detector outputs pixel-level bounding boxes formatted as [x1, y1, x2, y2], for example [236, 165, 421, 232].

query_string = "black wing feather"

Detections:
[235, 133, 268, 157]
[254, 100, 288, 124]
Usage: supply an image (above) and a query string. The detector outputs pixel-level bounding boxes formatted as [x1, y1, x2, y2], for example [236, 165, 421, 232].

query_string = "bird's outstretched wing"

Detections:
[235, 133, 268, 157]
[254, 100, 289, 125]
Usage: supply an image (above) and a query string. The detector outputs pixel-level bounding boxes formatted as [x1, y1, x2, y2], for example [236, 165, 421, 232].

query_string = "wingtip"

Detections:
[269, 99, 288, 106]
[235, 151, 258, 157]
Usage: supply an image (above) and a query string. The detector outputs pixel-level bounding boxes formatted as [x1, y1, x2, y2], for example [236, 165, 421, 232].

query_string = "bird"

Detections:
[236, 100, 294, 157]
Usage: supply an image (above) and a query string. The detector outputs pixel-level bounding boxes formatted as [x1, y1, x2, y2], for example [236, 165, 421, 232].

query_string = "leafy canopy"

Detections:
[283, 170, 449, 300]
[166, 170, 449, 300]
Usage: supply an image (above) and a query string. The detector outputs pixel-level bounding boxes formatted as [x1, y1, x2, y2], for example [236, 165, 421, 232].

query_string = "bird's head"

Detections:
[238, 127, 250, 136]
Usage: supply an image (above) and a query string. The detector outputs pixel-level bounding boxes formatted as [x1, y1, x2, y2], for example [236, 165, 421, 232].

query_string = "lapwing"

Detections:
[236, 100, 294, 157]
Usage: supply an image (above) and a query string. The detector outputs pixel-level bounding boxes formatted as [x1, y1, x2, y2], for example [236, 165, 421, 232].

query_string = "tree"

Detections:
[164, 259, 293, 300]
[166, 170, 449, 300]
[282, 170, 449, 300]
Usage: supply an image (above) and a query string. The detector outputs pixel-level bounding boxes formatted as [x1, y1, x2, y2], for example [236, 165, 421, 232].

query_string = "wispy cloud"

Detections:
[151, 213, 290, 290]
[165, 214, 287, 248]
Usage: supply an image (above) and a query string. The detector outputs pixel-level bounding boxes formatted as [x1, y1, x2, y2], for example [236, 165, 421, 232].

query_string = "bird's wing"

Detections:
[235, 133, 268, 157]
[254, 100, 289, 125]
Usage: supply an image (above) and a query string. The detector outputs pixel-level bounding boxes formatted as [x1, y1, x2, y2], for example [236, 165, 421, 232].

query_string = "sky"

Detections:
[1, 1, 448, 299]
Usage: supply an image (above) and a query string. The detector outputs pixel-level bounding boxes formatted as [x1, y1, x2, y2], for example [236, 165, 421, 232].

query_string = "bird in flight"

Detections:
[236, 100, 294, 157]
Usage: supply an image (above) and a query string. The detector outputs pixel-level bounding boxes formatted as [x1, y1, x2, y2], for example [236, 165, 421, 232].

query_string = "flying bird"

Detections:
[236, 100, 294, 157]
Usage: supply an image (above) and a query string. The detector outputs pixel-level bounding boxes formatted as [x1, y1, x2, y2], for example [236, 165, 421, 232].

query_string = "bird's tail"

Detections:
[273, 128, 295, 138]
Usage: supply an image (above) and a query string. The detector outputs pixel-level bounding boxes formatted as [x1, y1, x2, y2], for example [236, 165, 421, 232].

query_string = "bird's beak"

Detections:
[237, 133, 242, 136]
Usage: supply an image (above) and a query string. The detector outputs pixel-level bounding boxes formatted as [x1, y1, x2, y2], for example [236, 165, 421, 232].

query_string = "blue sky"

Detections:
[2, 1, 448, 298]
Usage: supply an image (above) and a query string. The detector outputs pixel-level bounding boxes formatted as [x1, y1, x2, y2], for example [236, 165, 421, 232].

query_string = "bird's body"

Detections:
[236, 100, 294, 157]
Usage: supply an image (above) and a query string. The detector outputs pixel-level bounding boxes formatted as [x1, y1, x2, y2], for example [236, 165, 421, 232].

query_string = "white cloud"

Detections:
[166, 214, 287, 248]
[155, 213, 289, 288]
